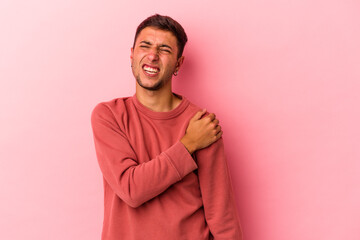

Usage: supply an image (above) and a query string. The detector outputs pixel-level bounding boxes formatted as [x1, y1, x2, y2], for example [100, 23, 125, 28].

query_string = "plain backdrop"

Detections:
[1, 0, 359, 239]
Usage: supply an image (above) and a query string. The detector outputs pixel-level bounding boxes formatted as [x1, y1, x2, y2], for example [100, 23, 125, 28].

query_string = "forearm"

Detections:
[95, 140, 197, 208]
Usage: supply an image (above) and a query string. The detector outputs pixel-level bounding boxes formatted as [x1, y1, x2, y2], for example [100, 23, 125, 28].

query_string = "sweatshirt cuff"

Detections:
[164, 141, 198, 180]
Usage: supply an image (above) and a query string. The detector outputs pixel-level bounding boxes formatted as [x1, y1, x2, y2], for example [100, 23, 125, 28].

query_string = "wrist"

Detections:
[180, 137, 196, 155]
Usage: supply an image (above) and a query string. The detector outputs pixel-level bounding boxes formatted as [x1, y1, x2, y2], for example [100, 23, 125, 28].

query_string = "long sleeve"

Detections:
[91, 103, 198, 208]
[195, 138, 243, 240]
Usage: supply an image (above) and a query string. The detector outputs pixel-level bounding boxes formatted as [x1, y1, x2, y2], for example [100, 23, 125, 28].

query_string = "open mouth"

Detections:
[142, 64, 160, 76]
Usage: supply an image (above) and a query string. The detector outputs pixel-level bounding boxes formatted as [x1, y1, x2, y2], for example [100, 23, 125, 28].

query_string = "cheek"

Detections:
[163, 57, 177, 66]
[132, 50, 144, 60]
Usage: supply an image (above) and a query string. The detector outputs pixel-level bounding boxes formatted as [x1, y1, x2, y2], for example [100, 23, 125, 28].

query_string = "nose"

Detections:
[147, 48, 159, 62]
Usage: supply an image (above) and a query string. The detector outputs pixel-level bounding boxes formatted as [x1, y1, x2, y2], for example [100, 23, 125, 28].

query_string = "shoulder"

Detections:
[183, 97, 211, 118]
[182, 96, 201, 113]
[92, 97, 131, 116]
[91, 96, 133, 126]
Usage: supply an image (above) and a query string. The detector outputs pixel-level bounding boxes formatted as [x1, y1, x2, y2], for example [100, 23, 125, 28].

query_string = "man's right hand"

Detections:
[180, 109, 223, 155]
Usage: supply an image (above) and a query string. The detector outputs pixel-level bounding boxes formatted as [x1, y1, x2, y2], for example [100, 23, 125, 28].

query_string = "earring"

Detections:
[173, 71, 178, 76]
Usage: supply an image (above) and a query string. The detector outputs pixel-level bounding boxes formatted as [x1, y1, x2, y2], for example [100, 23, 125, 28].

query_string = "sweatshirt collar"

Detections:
[132, 93, 189, 120]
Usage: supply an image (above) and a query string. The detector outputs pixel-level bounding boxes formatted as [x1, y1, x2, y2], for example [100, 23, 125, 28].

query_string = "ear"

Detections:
[175, 56, 185, 71]
[130, 47, 134, 60]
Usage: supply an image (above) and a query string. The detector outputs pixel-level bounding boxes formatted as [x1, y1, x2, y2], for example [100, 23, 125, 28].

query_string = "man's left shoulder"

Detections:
[182, 96, 203, 115]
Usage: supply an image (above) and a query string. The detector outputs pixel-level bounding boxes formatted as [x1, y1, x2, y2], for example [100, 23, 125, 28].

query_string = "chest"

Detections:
[125, 113, 190, 163]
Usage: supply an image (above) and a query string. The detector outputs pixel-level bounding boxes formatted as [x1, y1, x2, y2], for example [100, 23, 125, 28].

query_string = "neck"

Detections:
[135, 84, 182, 112]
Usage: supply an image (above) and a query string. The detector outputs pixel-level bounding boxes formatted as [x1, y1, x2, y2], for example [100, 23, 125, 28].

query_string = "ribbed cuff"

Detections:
[164, 141, 198, 180]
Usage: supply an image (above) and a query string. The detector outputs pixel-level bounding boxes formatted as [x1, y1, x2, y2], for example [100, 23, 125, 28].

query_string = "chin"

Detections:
[137, 77, 164, 91]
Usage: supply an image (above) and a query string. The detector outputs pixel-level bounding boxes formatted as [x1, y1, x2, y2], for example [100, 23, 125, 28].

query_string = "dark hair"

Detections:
[133, 14, 188, 59]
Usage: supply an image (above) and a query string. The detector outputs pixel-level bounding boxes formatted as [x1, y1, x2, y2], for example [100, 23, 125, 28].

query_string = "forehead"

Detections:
[135, 27, 178, 47]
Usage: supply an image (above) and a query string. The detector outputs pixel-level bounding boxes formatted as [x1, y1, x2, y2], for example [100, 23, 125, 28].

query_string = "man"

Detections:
[91, 14, 242, 240]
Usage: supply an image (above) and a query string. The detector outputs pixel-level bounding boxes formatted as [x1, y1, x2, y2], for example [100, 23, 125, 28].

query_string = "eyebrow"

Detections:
[139, 41, 173, 50]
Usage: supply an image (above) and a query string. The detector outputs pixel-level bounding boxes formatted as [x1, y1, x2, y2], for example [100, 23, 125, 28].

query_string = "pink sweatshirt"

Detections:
[91, 94, 242, 240]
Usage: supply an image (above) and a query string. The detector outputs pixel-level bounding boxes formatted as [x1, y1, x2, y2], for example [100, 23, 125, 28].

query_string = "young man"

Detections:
[91, 14, 242, 240]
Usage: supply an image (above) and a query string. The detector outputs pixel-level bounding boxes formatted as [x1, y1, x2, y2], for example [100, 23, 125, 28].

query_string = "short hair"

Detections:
[133, 14, 188, 59]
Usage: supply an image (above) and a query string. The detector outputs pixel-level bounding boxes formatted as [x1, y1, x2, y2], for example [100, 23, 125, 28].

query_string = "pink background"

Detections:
[1, 0, 359, 239]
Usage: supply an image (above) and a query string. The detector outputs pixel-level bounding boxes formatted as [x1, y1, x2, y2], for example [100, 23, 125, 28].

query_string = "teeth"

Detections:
[143, 65, 159, 73]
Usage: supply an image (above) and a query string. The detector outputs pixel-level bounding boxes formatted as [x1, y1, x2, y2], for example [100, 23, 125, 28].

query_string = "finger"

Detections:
[216, 130, 223, 140]
[207, 113, 216, 121]
[213, 119, 220, 126]
[210, 120, 220, 130]
[191, 109, 207, 121]
[215, 125, 221, 134]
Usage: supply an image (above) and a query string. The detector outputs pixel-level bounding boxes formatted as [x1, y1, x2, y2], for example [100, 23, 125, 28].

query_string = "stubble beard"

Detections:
[136, 75, 165, 91]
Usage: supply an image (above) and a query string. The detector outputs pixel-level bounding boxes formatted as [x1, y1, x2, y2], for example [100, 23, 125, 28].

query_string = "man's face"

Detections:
[131, 27, 184, 91]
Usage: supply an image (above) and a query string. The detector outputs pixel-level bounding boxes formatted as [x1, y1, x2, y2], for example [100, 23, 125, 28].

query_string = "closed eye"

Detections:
[160, 49, 171, 53]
